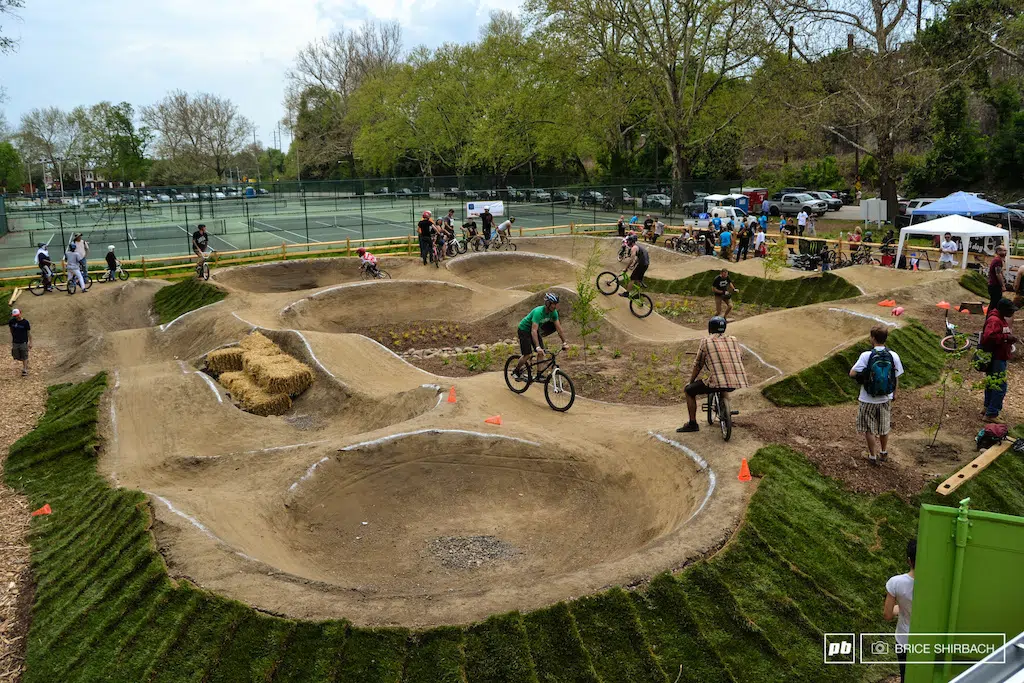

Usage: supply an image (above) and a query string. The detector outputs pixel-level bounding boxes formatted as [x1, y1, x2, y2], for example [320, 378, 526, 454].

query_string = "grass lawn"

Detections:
[151, 279, 227, 324]
[645, 271, 861, 308]
[762, 321, 945, 407]
[960, 270, 989, 299]
[6, 374, 1024, 682]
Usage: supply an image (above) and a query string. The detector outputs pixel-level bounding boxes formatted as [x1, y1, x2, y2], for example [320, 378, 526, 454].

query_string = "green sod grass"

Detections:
[644, 271, 861, 308]
[761, 321, 945, 406]
[6, 374, 1024, 682]
[960, 270, 989, 298]
[151, 278, 227, 324]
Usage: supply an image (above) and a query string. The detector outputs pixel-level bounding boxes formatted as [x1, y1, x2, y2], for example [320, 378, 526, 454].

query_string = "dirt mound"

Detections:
[446, 252, 578, 289]
[281, 280, 494, 331]
[214, 257, 374, 293]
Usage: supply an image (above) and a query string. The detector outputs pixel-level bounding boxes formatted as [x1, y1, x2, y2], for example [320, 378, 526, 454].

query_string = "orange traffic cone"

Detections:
[447, 386, 457, 403]
[959, 307, 971, 315]
[31, 503, 51, 517]
[737, 459, 752, 482]
[983, 305, 989, 315]
[484, 415, 503, 426]
[936, 301, 951, 310]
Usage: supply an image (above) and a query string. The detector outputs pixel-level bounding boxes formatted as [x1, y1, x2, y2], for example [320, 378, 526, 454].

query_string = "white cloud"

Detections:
[0, 0, 521, 147]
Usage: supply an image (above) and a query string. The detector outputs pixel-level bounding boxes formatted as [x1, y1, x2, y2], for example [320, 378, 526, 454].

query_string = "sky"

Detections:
[0, 0, 521, 147]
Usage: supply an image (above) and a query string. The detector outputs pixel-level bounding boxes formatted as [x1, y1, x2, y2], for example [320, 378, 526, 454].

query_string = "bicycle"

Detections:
[64, 270, 92, 295]
[503, 348, 576, 412]
[96, 262, 130, 282]
[491, 233, 517, 251]
[664, 235, 698, 254]
[850, 245, 880, 266]
[705, 388, 739, 442]
[596, 270, 654, 318]
[27, 269, 65, 296]
[195, 250, 215, 280]
[940, 309, 981, 352]
[445, 234, 469, 257]
[360, 263, 391, 280]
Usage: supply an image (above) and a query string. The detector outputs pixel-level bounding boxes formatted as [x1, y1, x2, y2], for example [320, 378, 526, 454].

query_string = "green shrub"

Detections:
[960, 270, 989, 298]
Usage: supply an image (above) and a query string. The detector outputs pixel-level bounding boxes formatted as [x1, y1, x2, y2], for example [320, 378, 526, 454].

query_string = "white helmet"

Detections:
[108, 245, 116, 252]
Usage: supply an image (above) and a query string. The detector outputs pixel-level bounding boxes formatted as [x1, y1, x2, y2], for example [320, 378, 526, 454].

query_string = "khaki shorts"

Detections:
[857, 400, 892, 435]
[11, 343, 28, 361]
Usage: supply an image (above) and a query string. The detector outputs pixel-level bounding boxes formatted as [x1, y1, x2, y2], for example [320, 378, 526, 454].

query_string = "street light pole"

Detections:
[78, 158, 85, 200]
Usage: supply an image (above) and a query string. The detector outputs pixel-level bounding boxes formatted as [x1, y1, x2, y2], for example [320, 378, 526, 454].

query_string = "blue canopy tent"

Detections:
[910, 191, 1011, 221]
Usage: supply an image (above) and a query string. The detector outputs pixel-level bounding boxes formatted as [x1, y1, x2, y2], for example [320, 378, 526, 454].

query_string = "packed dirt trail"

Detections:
[8, 237, 983, 628]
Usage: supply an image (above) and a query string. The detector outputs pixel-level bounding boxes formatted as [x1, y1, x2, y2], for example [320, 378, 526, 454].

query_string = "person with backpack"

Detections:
[849, 326, 904, 465]
[980, 298, 1016, 422]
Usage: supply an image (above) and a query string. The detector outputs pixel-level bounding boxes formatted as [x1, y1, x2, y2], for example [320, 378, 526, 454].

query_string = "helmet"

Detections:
[108, 245, 116, 252]
[422, 211, 432, 219]
[356, 247, 366, 255]
[509, 217, 516, 223]
[544, 292, 560, 305]
[626, 234, 638, 245]
[37, 243, 46, 249]
[708, 316, 727, 334]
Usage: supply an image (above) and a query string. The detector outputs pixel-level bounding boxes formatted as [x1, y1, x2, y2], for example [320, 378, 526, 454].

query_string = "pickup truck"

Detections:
[766, 193, 828, 217]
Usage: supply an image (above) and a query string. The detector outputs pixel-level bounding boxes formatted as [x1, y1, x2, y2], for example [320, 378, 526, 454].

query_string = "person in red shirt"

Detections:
[987, 246, 1008, 311]
[981, 298, 1016, 421]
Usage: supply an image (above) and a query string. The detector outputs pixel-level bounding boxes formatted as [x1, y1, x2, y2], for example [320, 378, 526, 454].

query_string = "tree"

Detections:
[0, 0, 23, 54]
[84, 102, 151, 183]
[142, 91, 253, 182]
[904, 85, 986, 194]
[569, 240, 606, 368]
[0, 140, 22, 190]
[18, 106, 88, 190]
[529, 0, 784, 201]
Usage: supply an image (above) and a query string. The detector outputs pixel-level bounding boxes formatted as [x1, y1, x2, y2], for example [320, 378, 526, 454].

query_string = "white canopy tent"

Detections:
[895, 214, 1009, 270]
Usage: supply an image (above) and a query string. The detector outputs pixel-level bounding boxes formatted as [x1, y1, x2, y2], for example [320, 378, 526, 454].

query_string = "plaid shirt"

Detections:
[695, 334, 749, 389]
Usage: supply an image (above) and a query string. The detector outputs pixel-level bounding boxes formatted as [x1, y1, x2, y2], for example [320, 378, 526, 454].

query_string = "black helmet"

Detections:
[626, 234, 638, 244]
[996, 298, 1017, 317]
[708, 316, 727, 334]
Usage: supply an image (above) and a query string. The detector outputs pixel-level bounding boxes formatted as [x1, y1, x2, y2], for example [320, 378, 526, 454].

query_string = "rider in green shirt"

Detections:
[514, 292, 568, 377]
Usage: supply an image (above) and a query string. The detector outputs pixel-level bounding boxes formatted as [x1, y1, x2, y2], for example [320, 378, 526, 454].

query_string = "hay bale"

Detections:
[206, 347, 244, 375]
[219, 371, 292, 416]
[243, 354, 314, 396]
[240, 331, 282, 356]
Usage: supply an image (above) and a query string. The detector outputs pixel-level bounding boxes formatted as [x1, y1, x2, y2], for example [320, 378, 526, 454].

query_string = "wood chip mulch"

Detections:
[0, 348, 54, 683]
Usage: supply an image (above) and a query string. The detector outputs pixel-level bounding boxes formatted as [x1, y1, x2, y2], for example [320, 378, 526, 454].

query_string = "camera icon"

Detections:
[871, 641, 890, 656]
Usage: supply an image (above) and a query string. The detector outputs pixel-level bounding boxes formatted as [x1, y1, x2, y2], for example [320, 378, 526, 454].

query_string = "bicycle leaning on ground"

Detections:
[664, 234, 698, 254]
[596, 270, 653, 318]
[940, 309, 981, 352]
[503, 347, 576, 412]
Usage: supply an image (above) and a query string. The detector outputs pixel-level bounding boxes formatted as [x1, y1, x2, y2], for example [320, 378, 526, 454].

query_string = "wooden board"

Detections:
[936, 440, 1014, 495]
[8, 287, 21, 306]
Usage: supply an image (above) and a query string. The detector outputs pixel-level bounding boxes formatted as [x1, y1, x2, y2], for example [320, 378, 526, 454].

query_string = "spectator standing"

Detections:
[807, 214, 817, 236]
[754, 225, 767, 257]
[939, 232, 959, 269]
[735, 220, 751, 261]
[796, 209, 809, 236]
[74, 233, 90, 277]
[719, 223, 733, 260]
[643, 214, 655, 241]
[884, 539, 916, 683]
[758, 212, 768, 233]
[480, 207, 495, 245]
[703, 229, 716, 257]
[779, 216, 788, 234]
[653, 218, 665, 244]
[980, 298, 1016, 421]
[417, 211, 435, 265]
[8, 308, 31, 377]
[617, 215, 626, 237]
[849, 326, 904, 465]
[987, 245, 1008, 311]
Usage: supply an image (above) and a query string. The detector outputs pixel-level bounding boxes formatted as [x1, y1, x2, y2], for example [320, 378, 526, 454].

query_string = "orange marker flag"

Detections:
[484, 415, 503, 426]
[936, 301, 951, 310]
[737, 459, 752, 482]
[31, 504, 51, 517]
[447, 386, 457, 403]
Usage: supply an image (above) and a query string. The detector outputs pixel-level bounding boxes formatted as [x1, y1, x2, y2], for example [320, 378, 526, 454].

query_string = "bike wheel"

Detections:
[117, 269, 130, 281]
[707, 393, 716, 425]
[457, 239, 468, 254]
[504, 355, 532, 394]
[508, 242, 517, 252]
[630, 293, 654, 318]
[596, 271, 620, 295]
[202, 263, 211, 280]
[375, 269, 391, 279]
[544, 369, 576, 412]
[67, 277, 77, 295]
[719, 393, 733, 442]
[360, 268, 371, 280]
[941, 334, 971, 352]
[28, 279, 45, 296]
[52, 273, 66, 291]
[82, 274, 92, 290]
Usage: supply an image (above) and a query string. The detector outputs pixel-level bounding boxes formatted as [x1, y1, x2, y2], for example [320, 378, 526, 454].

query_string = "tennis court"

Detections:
[0, 198, 620, 270]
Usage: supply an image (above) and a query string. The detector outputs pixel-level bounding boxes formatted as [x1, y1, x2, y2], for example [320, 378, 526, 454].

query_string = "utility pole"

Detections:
[78, 158, 85, 200]
[253, 128, 261, 185]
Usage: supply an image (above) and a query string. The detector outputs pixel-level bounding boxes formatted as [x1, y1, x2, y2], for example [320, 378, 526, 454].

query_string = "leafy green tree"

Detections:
[0, 140, 22, 190]
[85, 102, 151, 184]
[906, 85, 986, 194]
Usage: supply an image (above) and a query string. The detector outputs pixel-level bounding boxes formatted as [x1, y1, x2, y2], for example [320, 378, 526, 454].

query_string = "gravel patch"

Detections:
[428, 536, 520, 570]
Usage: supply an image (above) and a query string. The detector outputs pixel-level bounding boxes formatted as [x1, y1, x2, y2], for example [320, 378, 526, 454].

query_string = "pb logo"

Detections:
[824, 634, 856, 664]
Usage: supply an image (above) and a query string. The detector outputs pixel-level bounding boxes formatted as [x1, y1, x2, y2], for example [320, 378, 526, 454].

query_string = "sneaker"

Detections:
[676, 422, 699, 433]
[21, 370, 28, 377]
[879, 451, 889, 463]
[618, 291, 629, 298]
[868, 454, 879, 466]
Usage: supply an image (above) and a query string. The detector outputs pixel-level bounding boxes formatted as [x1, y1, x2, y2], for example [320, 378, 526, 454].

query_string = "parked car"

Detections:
[506, 186, 525, 201]
[768, 192, 828, 217]
[257, 188, 269, 195]
[396, 188, 413, 196]
[140, 194, 157, 203]
[578, 190, 604, 207]
[213, 191, 226, 200]
[808, 191, 843, 211]
[819, 188, 852, 205]
[551, 190, 571, 202]
[528, 189, 551, 202]
[644, 193, 672, 210]
[709, 206, 749, 223]
[157, 193, 171, 202]
[895, 197, 939, 227]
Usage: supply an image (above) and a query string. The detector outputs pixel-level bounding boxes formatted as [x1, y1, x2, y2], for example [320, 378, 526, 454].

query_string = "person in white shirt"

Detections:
[796, 210, 809, 236]
[754, 226, 766, 256]
[653, 219, 665, 244]
[939, 232, 959, 269]
[884, 538, 916, 683]
[495, 217, 515, 247]
[849, 326, 904, 465]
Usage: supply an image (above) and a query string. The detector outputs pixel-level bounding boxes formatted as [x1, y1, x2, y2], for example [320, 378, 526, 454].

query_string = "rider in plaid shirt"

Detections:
[677, 316, 748, 433]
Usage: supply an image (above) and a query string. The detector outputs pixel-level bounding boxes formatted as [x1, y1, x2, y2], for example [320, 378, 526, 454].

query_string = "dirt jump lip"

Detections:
[154, 429, 715, 626]
[445, 251, 580, 289]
